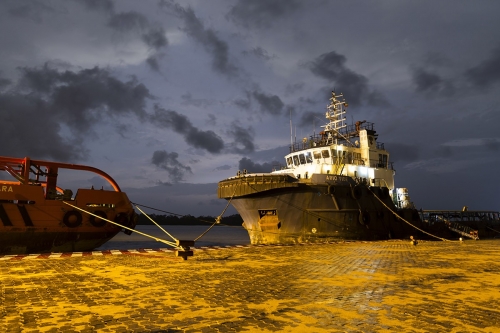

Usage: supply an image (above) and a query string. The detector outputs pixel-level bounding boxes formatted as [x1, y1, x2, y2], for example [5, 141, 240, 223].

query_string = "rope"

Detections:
[240, 178, 454, 241]
[134, 205, 177, 242]
[62, 201, 178, 247]
[486, 226, 500, 234]
[130, 202, 184, 217]
[194, 182, 238, 242]
[366, 187, 452, 241]
[131, 201, 237, 226]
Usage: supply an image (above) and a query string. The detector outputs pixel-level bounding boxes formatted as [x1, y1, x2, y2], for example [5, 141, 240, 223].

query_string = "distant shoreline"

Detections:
[136, 213, 243, 226]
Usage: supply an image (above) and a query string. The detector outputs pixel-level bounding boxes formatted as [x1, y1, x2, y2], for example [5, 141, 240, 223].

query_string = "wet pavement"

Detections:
[1, 240, 500, 333]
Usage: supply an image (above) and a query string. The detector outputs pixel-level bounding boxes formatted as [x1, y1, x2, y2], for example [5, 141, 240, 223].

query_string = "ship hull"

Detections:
[0, 229, 120, 254]
[219, 175, 500, 244]
[219, 175, 425, 244]
[0, 185, 137, 255]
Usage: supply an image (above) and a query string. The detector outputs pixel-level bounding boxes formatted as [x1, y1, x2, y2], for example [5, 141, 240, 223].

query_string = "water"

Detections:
[96, 225, 250, 250]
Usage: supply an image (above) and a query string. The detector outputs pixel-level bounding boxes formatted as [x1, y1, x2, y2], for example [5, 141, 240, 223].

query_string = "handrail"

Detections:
[0, 156, 122, 192]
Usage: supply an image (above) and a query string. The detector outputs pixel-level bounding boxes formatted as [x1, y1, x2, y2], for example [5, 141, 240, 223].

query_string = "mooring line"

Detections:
[134, 205, 178, 242]
[194, 182, 238, 242]
[62, 201, 178, 247]
[367, 188, 452, 242]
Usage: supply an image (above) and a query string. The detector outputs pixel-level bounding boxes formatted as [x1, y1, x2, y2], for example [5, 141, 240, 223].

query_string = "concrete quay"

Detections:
[1, 240, 499, 333]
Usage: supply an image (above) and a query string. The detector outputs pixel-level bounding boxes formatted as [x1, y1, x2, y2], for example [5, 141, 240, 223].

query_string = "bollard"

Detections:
[175, 240, 195, 260]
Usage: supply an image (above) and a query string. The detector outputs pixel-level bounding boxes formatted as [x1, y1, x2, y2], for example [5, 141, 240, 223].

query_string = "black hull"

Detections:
[0, 229, 122, 254]
[221, 181, 423, 244]
[218, 176, 500, 244]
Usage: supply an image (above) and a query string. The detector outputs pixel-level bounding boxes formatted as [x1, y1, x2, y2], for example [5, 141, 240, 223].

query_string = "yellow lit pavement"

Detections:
[1, 240, 500, 332]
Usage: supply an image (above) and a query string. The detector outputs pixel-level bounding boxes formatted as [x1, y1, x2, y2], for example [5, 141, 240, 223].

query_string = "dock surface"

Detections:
[1, 240, 499, 332]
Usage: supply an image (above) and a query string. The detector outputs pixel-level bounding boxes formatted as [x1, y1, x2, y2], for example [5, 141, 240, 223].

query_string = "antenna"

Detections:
[290, 109, 293, 149]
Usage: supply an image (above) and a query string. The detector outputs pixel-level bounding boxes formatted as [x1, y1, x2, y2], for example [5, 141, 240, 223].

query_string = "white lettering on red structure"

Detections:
[1, 186, 13, 192]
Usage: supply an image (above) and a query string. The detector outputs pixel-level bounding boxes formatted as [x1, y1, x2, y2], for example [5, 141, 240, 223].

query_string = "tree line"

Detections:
[136, 213, 243, 226]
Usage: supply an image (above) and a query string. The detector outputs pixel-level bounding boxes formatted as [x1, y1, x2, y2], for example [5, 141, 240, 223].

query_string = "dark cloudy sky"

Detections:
[1, 0, 500, 216]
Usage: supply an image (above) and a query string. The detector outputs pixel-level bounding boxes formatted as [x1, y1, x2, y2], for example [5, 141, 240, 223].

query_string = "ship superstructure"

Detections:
[274, 92, 395, 193]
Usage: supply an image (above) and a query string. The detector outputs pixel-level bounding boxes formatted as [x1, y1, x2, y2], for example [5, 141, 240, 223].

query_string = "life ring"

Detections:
[351, 185, 362, 200]
[63, 210, 82, 228]
[359, 211, 370, 225]
[89, 210, 107, 227]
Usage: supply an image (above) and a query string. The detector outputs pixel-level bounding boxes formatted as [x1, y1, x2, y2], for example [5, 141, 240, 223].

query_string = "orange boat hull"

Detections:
[0, 157, 137, 254]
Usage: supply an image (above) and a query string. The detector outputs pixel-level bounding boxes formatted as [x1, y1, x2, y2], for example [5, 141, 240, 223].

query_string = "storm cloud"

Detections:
[151, 105, 225, 154]
[226, 123, 255, 154]
[252, 91, 284, 115]
[227, 0, 302, 29]
[20, 65, 150, 130]
[151, 150, 192, 183]
[80, 1, 168, 71]
[385, 143, 421, 164]
[0, 92, 87, 161]
[411, 67, 455, 97]
[107, 11, 148, 31]
[162, 1, 237, 77]
[298, 110, 323, 129]
[465, 45, 500, 89]
[308, 51, 383, 106]
[241, 47, 275, 61]
[0, 65, 151, 160]
[238, 157, 275, 173]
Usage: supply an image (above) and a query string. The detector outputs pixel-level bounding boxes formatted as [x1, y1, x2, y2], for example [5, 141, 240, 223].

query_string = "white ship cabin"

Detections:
[272, 92, 395, 190]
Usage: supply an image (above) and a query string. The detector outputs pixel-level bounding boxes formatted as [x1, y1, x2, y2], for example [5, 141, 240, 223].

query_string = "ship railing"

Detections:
[446, 221, 479, 240]
[289, 134, 338, 152]
[271, 163, 286, 172]
[342, 122, 374, 134]
[368, 160, 394, 170]
[370, 178, 390, 187]
[289, 122, 375, 153]
[217, 174, 298, 198]
[421, 210, 500, 223]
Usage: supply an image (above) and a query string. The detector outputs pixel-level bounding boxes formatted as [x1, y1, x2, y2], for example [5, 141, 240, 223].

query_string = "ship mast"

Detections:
[323, 91, 348, 145]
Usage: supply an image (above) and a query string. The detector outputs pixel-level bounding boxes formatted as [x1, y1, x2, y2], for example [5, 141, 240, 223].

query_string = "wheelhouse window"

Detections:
[286, 157, 293, 166]
[331, 149, 337, 163]
[353, 152, 362, 165]
[299, 154, 306, 164]
[293, 155, 299, 166]
[321, 150, 330, 158]
[378, 154, 388, 167]
[305, 152, 313, 163]
[313, 151, 321, 159]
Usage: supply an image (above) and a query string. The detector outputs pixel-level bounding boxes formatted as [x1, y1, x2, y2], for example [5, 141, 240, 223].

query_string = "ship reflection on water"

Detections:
[97, 225, 250, 250]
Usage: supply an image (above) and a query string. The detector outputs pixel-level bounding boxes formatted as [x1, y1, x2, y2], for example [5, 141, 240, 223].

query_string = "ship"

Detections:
[0, 156, 137, 254]
[218, 92, 500, 244]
